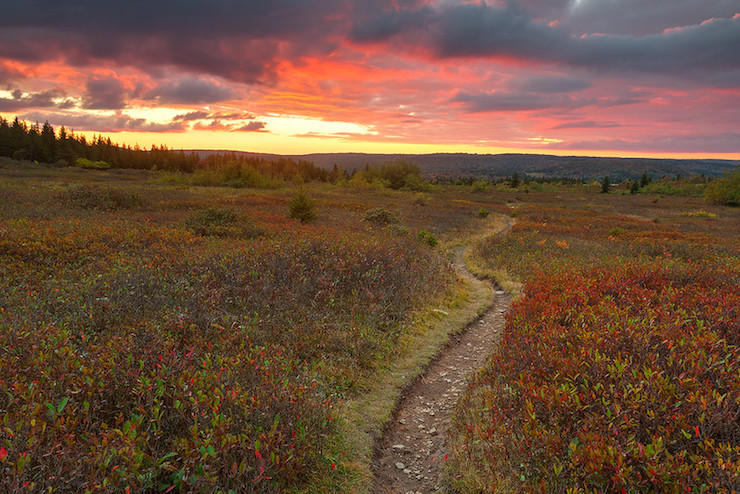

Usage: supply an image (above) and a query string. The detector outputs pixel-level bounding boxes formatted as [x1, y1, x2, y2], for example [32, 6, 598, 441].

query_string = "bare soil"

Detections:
[372, 248, 511, 493]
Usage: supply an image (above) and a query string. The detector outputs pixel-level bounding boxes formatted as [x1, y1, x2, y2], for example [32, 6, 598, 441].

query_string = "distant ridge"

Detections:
[190, 150, 739, 181]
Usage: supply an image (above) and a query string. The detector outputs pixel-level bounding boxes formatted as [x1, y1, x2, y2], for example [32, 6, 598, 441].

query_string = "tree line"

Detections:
[0, 116, 333, 183]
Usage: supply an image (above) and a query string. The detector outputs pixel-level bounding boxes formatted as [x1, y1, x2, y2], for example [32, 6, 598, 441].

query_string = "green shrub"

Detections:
[704, 167, 740, 205]
[185, 207, 263, 238]
[478, 208, 491, 218]
[363, 207, 399, 225]
[471, 180, 489, 192]
[75, 157, 111, 170]
[288, 190, 318, 223]
[60, 184, 143, 210]
[417, 229, 438, 248]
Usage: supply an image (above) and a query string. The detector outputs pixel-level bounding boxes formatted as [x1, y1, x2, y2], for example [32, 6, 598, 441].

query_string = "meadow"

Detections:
[448, 186, 740, 491]
[0, 161, 487, 492]
[1, 159, 739, 492]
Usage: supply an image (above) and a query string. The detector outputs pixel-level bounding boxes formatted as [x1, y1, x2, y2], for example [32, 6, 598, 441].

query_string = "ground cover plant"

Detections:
[448, 187, 740, 491]
[0, 164, 470, 492]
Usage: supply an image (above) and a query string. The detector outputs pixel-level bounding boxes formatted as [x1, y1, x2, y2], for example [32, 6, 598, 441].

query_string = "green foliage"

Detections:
[704, 167, 740, 205]
[75, 157, 110, 169]
[417, 229, 438, 248]
[471, 180, 489, 192]
[60, 184, 143, 210]
[363, 207, 399, 225]
[352, 160, 429, 191]
[478, 208, 491, 218]
[601, 175, 610, 193]
[184, 207, 263, 238]
[510, 172, 520, 188]
[288, 190, 318, 223]
[641, 181, 706, 197]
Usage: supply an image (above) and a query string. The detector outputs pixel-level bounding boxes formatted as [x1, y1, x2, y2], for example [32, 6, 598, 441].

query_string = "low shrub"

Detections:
[60, 184, 143, 210]
[288, 190, 317, 223]
[363, 207, 399, 225]
[184, 207, 263, 238]
[417, 229, 438, 248]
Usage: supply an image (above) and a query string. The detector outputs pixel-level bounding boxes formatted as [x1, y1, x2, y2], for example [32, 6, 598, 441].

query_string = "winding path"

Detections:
[372, 225, 512, 493]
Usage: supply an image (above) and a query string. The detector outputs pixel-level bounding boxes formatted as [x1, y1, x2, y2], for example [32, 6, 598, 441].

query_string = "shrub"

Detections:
[60, 184, 143, 210]
[363, 207, 399, 225]
[288, 190, 318, 223]
[471, 180, 489, 192]
[184, 207, 263, 238]
[478, 208, 491, 218]
[704, 167, 740, 205]
[75, 157, 111, 170]
[417, 229, 438, 248]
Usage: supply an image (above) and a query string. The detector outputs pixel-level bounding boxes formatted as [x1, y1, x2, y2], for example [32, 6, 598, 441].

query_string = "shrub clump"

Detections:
[704, 167, 740, 205]
[478, 208, 491, 218]
[184, 207, 263, 238]
[60, 184, 143, 210]
[363, 207, 399, 225]
[288, 190, 317, 223]
[417, 229, 438, 248]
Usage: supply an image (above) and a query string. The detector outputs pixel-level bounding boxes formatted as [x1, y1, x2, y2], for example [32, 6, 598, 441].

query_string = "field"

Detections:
[448, 187, 740, 491]
[1, 160, 739, 492]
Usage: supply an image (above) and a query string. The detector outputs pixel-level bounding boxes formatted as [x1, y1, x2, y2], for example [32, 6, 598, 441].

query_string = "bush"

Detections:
[60, 184, 143, 210]
[417, 229, 438, 248]
[288, 190, 317, 223]
[704, 167, 740, 205]
[478, 208, 491, 218]
[75, 157, 111, 170]
[184, 207, 263, 238]
[363, 207, 399, 225]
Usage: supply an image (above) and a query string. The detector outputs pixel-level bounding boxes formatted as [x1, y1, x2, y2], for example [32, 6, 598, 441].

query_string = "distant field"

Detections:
[448, 186, 740, 491]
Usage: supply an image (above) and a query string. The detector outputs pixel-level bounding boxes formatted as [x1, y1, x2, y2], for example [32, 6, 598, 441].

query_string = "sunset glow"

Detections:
[1, 1, 739, 158]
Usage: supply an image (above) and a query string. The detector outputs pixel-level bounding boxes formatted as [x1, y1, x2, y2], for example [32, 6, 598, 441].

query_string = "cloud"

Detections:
[451, 90, 586, 112]
[517, 75, 592, 93]
[144, 77, 236, 104]
[0, 1, 354, 83]
[0, 88, 66, 111]
[235, 121, 266, 132]
[84, 76, 128, 109]
[19, 111, 187, 133]
[551, 120, 622, 129]
[350, 3, 740, 85]
[549, 133, 740, 154]
[192, 119, 267, 132]
[173, 111, 210, 121]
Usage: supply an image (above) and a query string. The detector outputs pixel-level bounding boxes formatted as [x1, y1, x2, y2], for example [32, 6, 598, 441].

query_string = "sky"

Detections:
[1, 0, 739, 158]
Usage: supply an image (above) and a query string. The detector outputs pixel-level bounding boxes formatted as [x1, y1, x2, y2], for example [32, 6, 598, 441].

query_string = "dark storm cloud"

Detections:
[0, 0, 364, 83]
[144, 77, 236, 104]
[20, 111, 187, 133]
[84, 77, 128, 109]
[351, 3, 740, 84]
[0, 89, 66, 112]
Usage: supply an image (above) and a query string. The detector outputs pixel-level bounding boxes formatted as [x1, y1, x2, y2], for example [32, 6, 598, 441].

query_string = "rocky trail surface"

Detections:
[372, 242, 512, 493]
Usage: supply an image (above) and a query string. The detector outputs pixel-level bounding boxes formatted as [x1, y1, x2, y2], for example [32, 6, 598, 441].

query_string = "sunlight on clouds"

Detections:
[261, 114, 376, 137]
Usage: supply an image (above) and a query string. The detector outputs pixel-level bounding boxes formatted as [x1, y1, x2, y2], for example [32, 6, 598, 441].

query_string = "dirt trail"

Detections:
[372, 230, 512, 493]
